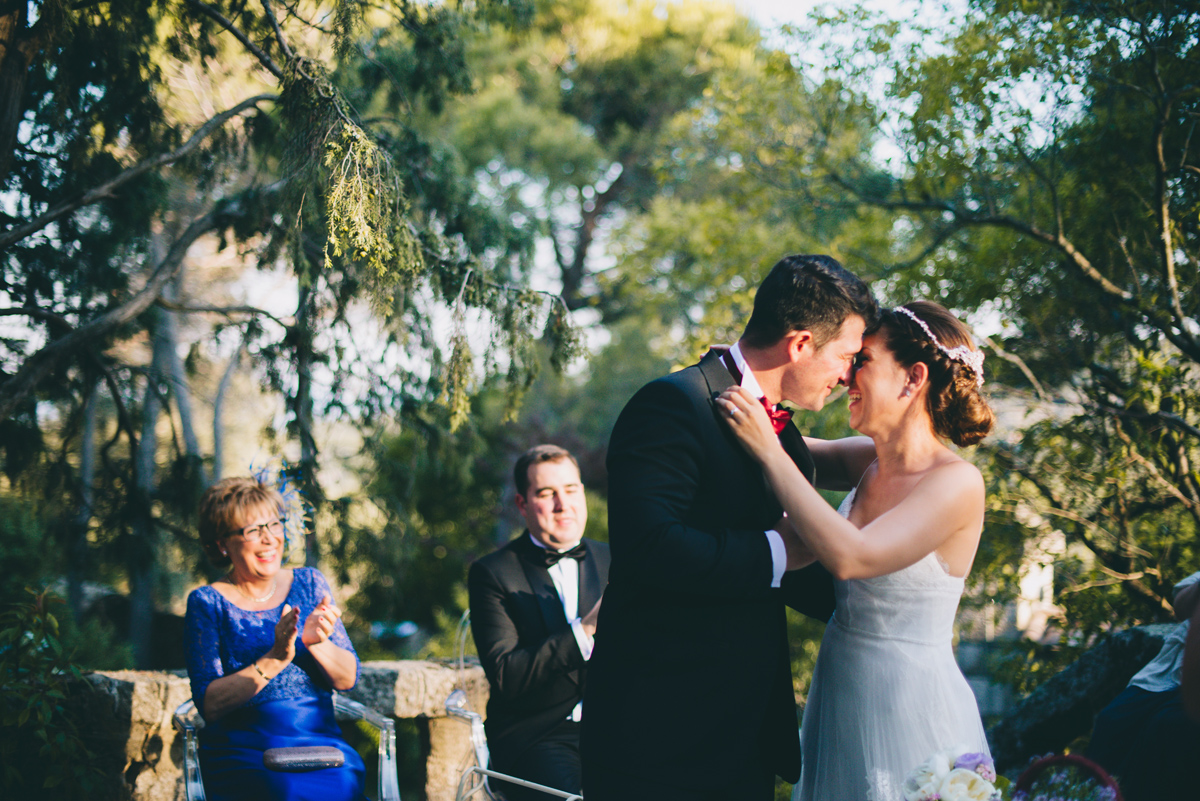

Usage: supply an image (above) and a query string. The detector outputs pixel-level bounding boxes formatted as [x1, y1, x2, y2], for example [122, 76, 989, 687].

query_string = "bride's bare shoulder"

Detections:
[920, 458, 984, 499]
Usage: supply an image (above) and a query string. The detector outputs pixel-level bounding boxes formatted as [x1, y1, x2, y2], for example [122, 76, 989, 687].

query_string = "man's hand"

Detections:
[778, 517, 817, 571]
[581, 595, 603, 638]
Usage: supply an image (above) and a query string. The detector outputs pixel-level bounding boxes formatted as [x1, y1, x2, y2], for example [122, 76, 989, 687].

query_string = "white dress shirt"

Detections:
[1129, 571, 1200, 692]
[528, 534, 592, 721]
[728, 343, 789, 589]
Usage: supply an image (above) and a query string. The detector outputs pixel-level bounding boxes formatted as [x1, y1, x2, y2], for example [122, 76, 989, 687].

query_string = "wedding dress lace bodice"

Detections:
[793, 489, 989, 801]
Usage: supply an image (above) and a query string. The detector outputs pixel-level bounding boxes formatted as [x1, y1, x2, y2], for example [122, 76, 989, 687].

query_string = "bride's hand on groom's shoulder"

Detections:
[717, 387, 776, 458]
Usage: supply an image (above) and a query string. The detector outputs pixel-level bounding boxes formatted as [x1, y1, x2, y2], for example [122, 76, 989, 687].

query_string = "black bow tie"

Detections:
[539, 542, 587, 567]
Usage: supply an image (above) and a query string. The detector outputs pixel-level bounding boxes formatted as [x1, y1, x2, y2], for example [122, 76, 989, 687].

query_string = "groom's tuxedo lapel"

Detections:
[780, 419, 816, 485]
[515, 535, 569, 633]
[699, 348, 817, 486]
[578, 541, 603, 617]
[698, 348, 736, 400]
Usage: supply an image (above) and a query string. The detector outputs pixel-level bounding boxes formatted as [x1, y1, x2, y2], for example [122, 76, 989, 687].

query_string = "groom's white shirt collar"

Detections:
[728, 344, 787, 590]
[729, 342, 766, 400]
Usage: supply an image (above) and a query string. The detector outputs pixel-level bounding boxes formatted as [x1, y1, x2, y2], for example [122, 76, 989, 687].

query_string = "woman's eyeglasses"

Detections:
[229, 519, 286, 543]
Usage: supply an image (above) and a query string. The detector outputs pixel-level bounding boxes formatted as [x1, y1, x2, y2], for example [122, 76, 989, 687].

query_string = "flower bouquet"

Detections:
[902, 749, 1123, 801]
[902, 747, 1004, 801]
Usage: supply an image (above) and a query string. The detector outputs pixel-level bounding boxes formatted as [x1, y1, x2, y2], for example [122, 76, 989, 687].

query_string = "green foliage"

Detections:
[742, 0, 1200, 681]
[1, 0, 580, 666]
[0, 499, 54, 607]
[321, 121, 423, 295]
[0, 590, 99, 797]
[329, 397, 512, 637]
[608, 30, 895, 360]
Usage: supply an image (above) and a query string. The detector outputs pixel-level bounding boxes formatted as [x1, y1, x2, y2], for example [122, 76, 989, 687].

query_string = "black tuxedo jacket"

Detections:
[581, 349, 835, 789]
[468, 533, 611, 767]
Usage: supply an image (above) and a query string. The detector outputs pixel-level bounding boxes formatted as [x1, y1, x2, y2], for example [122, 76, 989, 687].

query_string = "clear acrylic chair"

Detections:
[172, 693, 401, 801]
[445, 610, 583, 801]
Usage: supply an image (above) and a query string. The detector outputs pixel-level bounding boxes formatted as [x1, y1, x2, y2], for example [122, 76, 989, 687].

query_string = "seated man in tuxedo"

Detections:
[468, 444, 610, 800]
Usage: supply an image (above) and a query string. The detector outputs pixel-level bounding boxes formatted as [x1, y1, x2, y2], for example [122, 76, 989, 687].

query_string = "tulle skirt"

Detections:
[794, 618, 989, 801]
[199, 695, 366, 801]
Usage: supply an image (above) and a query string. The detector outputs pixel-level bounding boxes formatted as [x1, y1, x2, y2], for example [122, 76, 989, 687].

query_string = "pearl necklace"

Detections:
[231, 577, 278, 604]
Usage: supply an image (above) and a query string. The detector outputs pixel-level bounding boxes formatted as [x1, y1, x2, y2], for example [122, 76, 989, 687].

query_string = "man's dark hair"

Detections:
[741, 254, 878, 349]
[514, 444, 581, 497]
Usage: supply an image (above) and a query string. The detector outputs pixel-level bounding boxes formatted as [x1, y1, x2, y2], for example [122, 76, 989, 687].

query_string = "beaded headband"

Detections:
[893, 306, 985, 387]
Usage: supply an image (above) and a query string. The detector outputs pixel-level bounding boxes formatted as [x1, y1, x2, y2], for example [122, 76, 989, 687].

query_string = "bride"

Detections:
[717, 301, 994, 801]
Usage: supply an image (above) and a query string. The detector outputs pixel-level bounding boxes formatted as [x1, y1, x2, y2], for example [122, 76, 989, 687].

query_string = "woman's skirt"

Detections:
[198, 694, 366, 801]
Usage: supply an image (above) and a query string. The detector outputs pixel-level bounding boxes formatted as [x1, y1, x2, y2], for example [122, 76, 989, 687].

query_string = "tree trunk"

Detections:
[128, 308, 169, 668]
[162, 273, 208, 486]
[212, 337, 244, 482]
[0, 5, 39, 184]
[293, 286, 321, 568]
[68, 381, 98, 622]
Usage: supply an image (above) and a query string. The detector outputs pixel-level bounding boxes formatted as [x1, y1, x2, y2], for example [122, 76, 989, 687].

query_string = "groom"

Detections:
[581, 255, 877, 801]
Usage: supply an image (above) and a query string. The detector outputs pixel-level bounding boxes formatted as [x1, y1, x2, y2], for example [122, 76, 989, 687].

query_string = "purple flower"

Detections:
[953, 752, 996, 782]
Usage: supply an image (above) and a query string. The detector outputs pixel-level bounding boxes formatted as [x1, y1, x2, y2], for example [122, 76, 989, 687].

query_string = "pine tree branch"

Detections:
[0, 94, 276, 250]
[183, 0, 285, 79]
[260, 0, 294, 61]
[0, 200, 243, 423]
[154, 299, 290, 327]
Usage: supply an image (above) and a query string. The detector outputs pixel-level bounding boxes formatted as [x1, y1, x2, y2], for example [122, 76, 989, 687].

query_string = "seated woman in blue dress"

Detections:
[185, 476, 366, 801]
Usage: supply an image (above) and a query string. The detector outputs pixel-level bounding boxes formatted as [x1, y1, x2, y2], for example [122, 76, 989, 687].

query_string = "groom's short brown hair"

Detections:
[741, 254, 877, 349]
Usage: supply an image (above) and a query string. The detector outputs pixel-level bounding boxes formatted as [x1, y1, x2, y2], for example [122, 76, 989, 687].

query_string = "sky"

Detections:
[734, 0, 821, 27]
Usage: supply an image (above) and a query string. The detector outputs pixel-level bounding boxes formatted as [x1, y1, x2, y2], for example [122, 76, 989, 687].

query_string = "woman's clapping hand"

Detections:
[301, 594, 342, 646]
[270, 604, 300, 663]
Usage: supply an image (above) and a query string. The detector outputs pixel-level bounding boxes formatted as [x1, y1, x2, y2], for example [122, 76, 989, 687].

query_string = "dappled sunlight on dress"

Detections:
[794, 490, 989, 801]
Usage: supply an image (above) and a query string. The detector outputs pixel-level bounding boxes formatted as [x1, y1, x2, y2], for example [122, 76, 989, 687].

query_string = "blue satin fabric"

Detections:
[199, 695, 366, 801]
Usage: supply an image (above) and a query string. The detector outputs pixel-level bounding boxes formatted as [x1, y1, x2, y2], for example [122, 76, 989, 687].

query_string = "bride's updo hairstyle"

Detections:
[879, 301, 994, 446]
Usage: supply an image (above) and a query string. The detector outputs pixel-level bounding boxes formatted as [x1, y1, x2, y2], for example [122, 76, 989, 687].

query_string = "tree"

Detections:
[762, 0, 1200, 650]
[0, 0, 578, 665]
[611, 46, 896, 361]
[432, 0, 776, 317]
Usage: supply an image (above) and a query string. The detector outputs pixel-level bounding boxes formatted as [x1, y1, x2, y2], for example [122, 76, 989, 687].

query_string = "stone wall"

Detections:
[987, 623, 1172, 771]
[77, 661, 488, 801]
[76, 629, 1174, 798]
[77, 671, 192, 801]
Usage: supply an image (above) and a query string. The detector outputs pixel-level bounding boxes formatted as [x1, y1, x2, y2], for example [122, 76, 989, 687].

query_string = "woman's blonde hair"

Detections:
[198, 476, 285, 568]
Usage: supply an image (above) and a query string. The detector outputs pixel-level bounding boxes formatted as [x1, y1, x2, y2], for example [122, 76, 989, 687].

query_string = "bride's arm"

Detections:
[721, 388, 984, 580]
[803, 436, 876, 491]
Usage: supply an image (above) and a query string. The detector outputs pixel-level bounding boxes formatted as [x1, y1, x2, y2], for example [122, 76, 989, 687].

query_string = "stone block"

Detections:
[348, 660, 489, 719]
[79, 670, 192, 801]
[347, 660, 489, 801]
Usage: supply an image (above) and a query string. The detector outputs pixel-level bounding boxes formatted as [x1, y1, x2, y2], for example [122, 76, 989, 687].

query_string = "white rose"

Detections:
[903, 751, 954, 800]
[937, 767, 997, 801]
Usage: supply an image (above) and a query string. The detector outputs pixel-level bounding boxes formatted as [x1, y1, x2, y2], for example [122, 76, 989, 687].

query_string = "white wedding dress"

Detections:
[793, 489, 990, 801]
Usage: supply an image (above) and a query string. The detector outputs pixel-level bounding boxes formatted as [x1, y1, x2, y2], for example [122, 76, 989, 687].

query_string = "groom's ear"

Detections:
[785, 330, 815, 362]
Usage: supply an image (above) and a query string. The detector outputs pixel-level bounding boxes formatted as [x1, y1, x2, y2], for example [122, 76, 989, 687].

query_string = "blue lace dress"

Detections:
[185, 567, 366, 801]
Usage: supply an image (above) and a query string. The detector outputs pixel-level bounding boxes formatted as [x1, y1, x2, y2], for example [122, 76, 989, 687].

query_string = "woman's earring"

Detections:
[902, 387, 911, 397]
